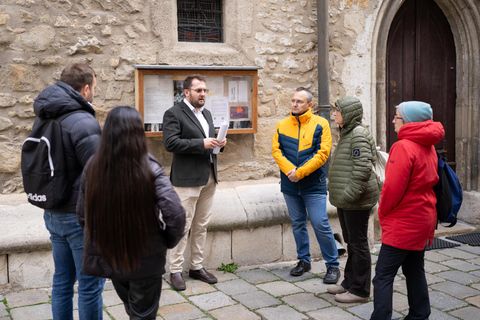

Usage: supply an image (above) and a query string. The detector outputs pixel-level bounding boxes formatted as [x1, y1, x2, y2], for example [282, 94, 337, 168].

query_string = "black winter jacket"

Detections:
[76, 154, 186, 280]
[33, 81, 101, 213]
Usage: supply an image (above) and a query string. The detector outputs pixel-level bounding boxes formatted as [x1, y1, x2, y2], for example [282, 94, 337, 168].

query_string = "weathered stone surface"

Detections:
[0, 255, 6, 285]
[0, 10, 10, 25]
[232, 225, 283, 265]
[114, 64, 135, 81]
[8, 108, 36, 118]
[8, 251, 54, 289]
[120, 44, 157, 64]
[0, 117, 13, 131]
[54, 14, 71, 28]
[12, 25, 55, 52]
[67, 36, 102, 55]
[2, 177, 24, 194]
[124, 25, 138, 38]
[0, 142, 21, 173]
[0, 93, 17, 108]
[105, 81, 123, 100]
[4, 65, 42, 92]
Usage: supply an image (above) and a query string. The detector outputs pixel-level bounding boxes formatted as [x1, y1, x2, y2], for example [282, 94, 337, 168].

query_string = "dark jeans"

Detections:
[337, 208, 371, 298]
[112, 275, 163, 320]
[370, 244, 430, 320]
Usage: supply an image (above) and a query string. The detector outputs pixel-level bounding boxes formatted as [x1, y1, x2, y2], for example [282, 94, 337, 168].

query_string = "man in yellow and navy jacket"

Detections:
[272, 87, 340, 283]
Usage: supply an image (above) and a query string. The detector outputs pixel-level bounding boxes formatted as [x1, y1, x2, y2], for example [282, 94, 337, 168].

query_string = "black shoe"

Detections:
[290, 261, 311, 276]
[323, 266, 340, 284]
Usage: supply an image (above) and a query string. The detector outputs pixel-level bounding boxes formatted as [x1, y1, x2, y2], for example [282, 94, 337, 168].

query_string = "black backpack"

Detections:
[21, 112, 77, 209]
[433, 152, 462, 227]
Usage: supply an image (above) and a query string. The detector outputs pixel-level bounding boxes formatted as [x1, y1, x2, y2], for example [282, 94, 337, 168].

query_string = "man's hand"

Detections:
[287, 169, 299, 182]
[219, 138, 227, 148]
[204, 138, 222, 149]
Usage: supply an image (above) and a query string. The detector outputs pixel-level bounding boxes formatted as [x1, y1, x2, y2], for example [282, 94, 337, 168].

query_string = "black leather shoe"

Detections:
[170, 272, 186, 291]
[189, 268, 217, 284]
[323, 266, 340, 284]
[290, 260, 311, 276]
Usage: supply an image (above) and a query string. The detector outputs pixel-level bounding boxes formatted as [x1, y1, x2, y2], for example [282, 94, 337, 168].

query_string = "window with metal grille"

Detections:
[177, 0, 223, 43]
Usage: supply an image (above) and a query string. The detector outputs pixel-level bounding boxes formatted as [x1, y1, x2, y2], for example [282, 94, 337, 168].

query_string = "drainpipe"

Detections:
[317, 0, 331, 173]
[317, 0, 330, 123]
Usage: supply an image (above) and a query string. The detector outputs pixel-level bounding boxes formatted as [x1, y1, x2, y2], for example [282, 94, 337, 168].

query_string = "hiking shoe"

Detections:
[334, 291, 369, 303]
[290, 261, 311, 276]
[327, 285, 347, 294]
[323, 266, 340, 284]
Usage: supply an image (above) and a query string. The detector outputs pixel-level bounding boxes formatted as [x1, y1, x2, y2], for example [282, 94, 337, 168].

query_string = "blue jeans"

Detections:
[283, 193, 339, 268]
[44, 212, 105, 320]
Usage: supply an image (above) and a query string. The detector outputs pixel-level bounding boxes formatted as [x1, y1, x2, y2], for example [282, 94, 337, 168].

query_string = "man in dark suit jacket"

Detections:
[163, 74, 226, 291]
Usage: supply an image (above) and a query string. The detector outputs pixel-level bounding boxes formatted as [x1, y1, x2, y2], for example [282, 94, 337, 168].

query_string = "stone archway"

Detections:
[372, 0, 480, 192]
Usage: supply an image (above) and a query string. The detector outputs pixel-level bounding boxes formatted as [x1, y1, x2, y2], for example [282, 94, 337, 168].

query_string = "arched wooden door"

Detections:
[386, 0, 456, 167]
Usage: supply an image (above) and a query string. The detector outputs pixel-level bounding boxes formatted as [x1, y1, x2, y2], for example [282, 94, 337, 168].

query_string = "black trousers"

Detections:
[337, 208, 371, 298]
[112, 275, 163, 320]
[370, 244, 430, 320]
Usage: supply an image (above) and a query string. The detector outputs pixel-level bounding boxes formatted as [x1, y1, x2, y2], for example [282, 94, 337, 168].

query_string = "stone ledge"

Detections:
[0, 179, 340, 255]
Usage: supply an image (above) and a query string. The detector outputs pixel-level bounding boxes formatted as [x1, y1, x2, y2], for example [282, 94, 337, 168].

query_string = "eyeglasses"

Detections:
[190, 88, 209, 93]
[394, 114, 403, 120]
[291, 99, 306, 104]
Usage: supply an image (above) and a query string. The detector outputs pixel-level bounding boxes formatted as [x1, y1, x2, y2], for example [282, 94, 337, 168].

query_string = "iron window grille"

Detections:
[177, 0, 223, 43]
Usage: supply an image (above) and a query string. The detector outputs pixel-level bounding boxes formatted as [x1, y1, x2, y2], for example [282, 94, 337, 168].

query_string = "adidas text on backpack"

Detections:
[433, 152, 462, 228]
[21, 113, 76, 209]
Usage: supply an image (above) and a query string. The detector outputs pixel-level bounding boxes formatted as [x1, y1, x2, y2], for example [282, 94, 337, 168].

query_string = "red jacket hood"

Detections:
[397, 120, 444, 147]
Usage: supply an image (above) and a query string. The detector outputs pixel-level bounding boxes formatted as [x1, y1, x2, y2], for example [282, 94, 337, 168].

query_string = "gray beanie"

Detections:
[397, 101, 433, 123]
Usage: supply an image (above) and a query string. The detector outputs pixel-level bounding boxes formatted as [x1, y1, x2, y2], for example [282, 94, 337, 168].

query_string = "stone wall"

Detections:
[0, 0, 380, 193]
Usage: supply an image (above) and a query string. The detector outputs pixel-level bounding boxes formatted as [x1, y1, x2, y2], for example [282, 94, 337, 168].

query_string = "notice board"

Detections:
[134, 65, 259, 137]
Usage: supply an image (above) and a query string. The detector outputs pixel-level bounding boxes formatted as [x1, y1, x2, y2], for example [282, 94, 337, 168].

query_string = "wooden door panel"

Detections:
[386, 0, 456, 166]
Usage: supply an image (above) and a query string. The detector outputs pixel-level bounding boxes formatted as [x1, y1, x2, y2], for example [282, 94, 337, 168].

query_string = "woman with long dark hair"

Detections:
[77, 106, 186, 319]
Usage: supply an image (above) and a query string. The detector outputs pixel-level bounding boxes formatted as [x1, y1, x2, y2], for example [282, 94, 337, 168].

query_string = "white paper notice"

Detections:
[238, 80, 248, 102]
[143, 75, 173, 123]
[210, 77, 224, 95]
[209, 96, 229, 127]
[213, 122, 228, 154]
[228, 81, 238, 102]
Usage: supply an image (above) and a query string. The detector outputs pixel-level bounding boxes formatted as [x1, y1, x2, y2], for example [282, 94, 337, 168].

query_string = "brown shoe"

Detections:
[170, 272, 186, 291]
[334, 292, 369, 303]
[327, 285, 347, 295]
[189, 268, 217, 284]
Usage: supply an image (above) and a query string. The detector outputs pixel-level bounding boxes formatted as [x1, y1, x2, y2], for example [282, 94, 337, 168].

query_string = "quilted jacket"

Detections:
[328, 97, 379, 210]
[272, 109, 331, 195]
[33, 81, 101, 213]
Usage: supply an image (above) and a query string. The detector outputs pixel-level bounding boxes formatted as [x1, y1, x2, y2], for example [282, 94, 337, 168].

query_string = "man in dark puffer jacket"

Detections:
[32, 64, 105, 320]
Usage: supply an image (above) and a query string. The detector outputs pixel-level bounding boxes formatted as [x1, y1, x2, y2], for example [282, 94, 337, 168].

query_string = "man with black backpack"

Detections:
[26, 64, 105, 320]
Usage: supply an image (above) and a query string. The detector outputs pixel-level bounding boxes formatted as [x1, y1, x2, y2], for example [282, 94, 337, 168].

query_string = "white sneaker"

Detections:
[334, 292, 369, 303]
[327, 285, 347, 294]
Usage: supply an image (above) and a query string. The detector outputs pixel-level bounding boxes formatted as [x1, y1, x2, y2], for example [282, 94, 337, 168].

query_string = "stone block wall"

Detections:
[0, 0, 381, 194]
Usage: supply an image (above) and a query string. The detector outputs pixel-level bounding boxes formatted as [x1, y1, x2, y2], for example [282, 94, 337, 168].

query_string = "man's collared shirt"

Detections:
[184, 98, 209, 138]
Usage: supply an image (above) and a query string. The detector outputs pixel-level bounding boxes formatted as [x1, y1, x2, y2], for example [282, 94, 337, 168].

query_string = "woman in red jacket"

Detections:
[370, 101, 444, 320]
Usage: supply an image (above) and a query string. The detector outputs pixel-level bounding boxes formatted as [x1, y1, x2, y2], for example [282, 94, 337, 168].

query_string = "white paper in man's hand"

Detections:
[213, 122, 228, 154]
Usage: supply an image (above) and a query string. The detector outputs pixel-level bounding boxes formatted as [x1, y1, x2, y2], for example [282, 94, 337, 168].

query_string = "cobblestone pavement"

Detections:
[2, 238, 480, 320]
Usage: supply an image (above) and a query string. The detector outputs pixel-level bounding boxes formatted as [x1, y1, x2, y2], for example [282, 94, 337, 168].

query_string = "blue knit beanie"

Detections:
[397, 101, 433, 123]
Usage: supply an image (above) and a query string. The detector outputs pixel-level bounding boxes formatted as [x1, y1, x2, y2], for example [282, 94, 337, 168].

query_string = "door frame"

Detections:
[372, 0, 480, 191]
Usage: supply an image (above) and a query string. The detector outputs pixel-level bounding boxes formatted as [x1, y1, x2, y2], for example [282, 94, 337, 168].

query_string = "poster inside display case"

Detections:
[134, 65, 259, 137]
